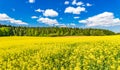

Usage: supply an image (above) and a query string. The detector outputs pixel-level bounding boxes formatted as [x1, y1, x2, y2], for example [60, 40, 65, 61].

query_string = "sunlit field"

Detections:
[0, 36, 120, 70]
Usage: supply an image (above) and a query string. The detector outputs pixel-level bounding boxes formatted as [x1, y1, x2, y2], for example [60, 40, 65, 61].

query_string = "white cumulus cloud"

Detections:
[64, 1, 69, 5]
[76, 2, 83, 6]
[74, 16, 80, 19]
[72, 0, 77, 5]
[37, 17, 58, 25]
[86, 3, 92, 6]
[64, 6, 86, 14]
[35, 9, 44, 13]
[55, 24, 66, 27]
[0, 13, 28, 25]
[79, 12, 120, 27]
[43, 9, 58, 17]
[72, 0, 83, 6]
[29, 0, 35, 3]
[31, 16, 38, 19]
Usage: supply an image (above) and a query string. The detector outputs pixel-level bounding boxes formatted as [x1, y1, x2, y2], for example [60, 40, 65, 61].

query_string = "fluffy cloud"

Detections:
[64, 6, 85, 14]
[35, 9, 58, 17]
[35, 9, 44, 13]
[74, 16, 80, 19]
[79, 12, 120, 27]
[43, 9, 58, 17]
[64, 1, 69, 5]
[0, 13, 28, 25]
[37, 17, 58, 25]
[72, 0, 76, 5]
[72, 0, 83, 6]
[76, 2, 83, 6]
[86, 3, 92, 6]
[31, 16, 38, 19]
[55, 24, 66, 27]
[29, 0, 35, 3]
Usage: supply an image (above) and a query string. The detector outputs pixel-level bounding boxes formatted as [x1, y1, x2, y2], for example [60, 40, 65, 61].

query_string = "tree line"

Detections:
[0, 24, 116, 37]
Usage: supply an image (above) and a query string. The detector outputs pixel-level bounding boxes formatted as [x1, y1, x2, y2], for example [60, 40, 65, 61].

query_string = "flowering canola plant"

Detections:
[0, 36, 120, 70]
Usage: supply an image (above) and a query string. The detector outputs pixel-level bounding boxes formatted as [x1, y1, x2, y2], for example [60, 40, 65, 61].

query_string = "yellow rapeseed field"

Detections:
[0, 36, 120, 70]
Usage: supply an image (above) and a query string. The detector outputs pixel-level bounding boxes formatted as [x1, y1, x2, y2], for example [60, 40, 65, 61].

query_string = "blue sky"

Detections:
[0, 0, 120, 32]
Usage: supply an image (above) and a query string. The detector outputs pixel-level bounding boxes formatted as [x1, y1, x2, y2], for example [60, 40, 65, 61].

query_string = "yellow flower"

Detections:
[111, 65, 115, 69]
[61, 67, 65, 70]
[117, 66, 120, 70]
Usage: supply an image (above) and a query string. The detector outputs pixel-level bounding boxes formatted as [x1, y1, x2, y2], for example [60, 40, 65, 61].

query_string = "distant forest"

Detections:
[0, 24, 116, 36]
